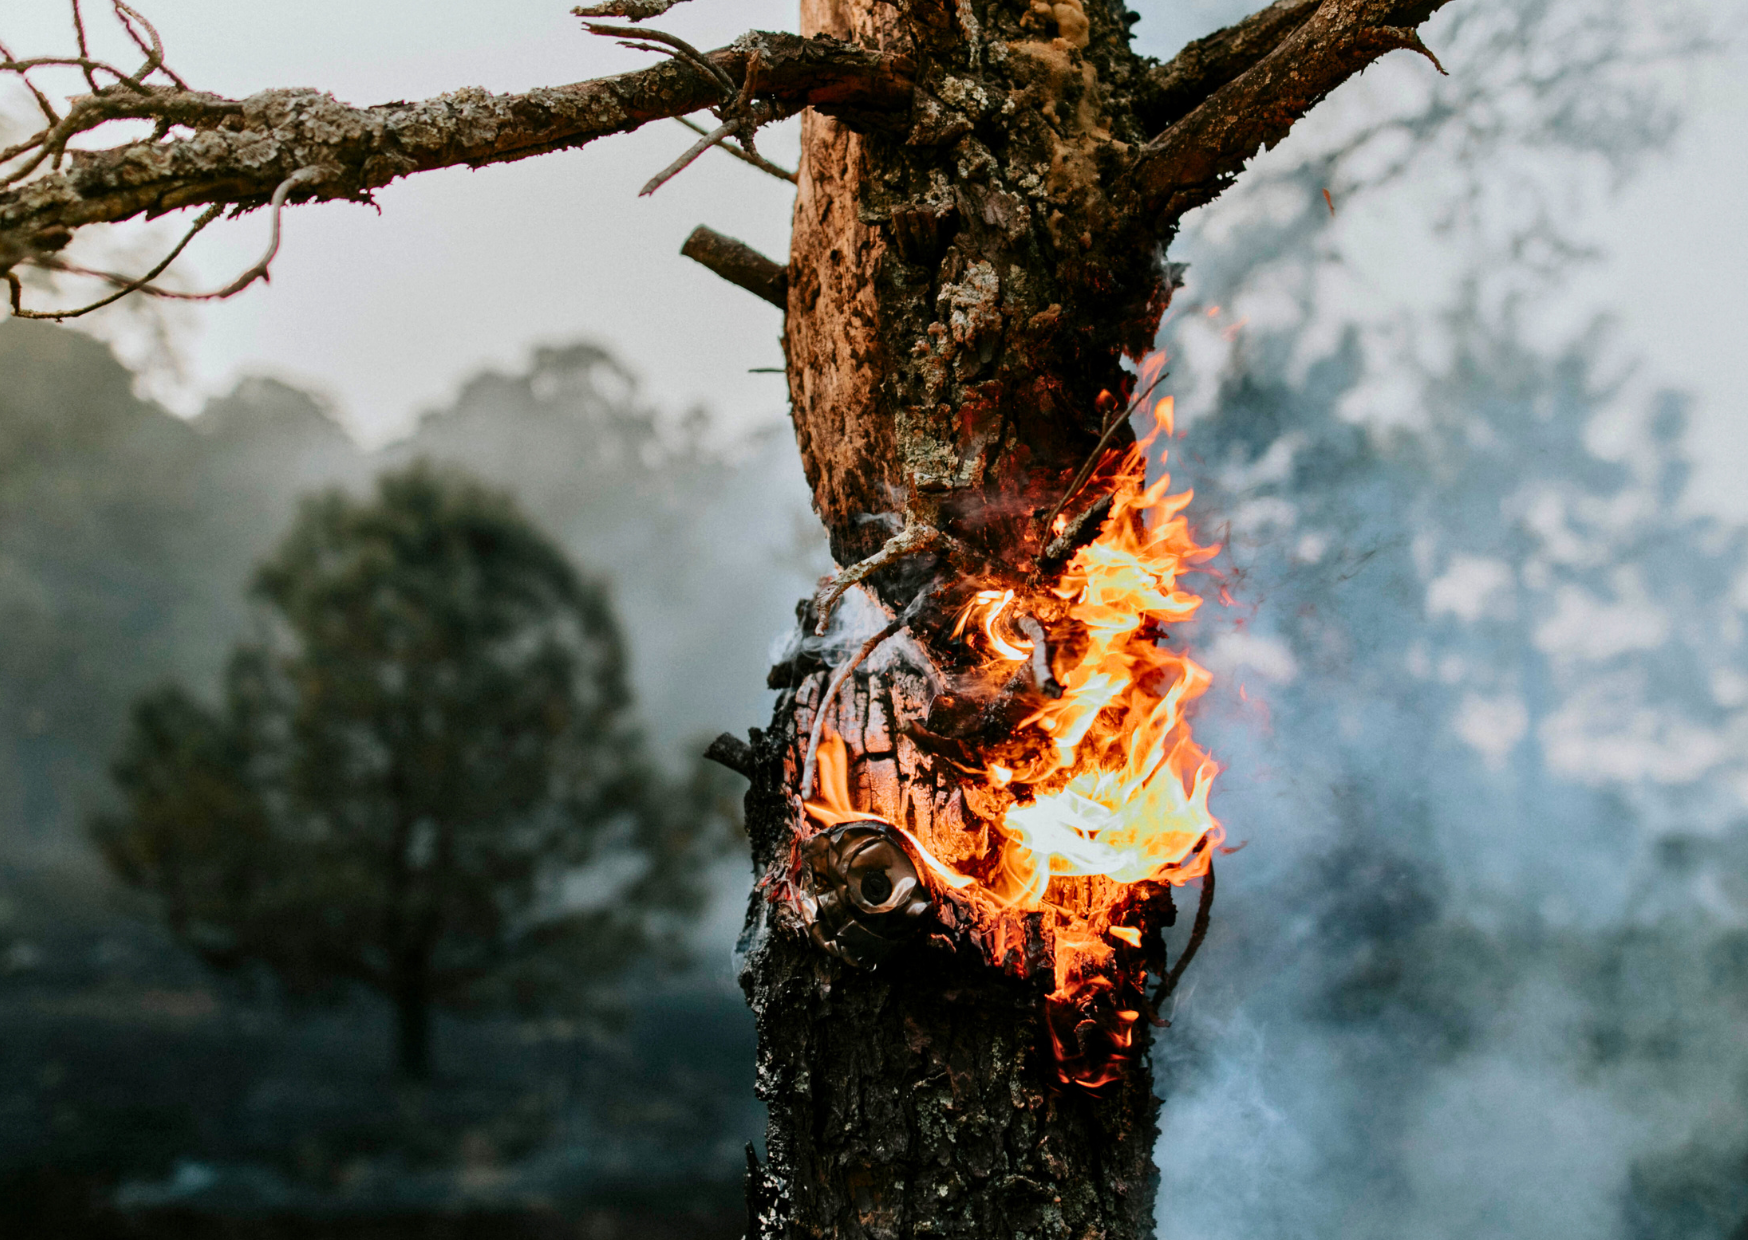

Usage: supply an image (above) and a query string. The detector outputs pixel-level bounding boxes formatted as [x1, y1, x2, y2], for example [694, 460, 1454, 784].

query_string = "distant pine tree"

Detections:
[96, 462, 708, 1078]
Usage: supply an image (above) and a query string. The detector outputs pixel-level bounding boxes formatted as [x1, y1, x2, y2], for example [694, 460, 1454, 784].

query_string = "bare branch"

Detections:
[585, 22, 737, 98]
[679, 225, 787, 308]
[18, 166, 317, 321]
[642, 116, 743, 196]
[0, 32, 915, 280]
[1137, 0, 1321, 133]
[111, 1, 188, 90]
[572, 0, 691, 20]
[0, 38, 62, 126]
[10, 201, 218, 318]
[703, 731, 755, 779]
[69, 0, 101, 93]
[1134, 0, 1456, 226]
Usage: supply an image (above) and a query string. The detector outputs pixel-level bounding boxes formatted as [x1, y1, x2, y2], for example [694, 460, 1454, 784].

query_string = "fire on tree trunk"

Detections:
[0, 0, 1461, 1233]
[733, 4, 1240, 1234]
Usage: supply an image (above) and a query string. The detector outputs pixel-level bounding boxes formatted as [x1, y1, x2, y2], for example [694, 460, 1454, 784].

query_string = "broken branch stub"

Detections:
[680, 225, 788, 308]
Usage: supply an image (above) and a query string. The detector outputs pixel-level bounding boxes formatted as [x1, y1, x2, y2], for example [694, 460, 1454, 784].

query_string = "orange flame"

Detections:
[962, 392, 1221, 909]
[802, 384, 1222, 1089]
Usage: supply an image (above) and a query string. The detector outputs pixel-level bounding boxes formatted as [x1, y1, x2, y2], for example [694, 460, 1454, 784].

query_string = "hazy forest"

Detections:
[2, 0, 1746, 1238]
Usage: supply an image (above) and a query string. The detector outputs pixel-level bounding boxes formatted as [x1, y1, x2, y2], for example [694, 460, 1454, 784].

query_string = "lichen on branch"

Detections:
[0, 20, 913, 286]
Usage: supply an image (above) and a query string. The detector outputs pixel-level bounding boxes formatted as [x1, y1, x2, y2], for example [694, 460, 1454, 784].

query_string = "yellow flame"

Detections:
[989, 394, 1222, 908]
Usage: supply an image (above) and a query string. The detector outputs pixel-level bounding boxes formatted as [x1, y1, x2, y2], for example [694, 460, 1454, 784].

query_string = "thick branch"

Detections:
[1137, 0, 1321, 133]
[680, 224, 787, 308]
[0, 31, 912, 274]
[1134, 0, 1451, 226]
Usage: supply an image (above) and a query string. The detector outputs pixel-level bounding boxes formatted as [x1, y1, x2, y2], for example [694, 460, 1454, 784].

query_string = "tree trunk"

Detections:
[393, 955, 433, 1081]
[742, 4, 1187, 1236]
[0, 0, 1459, 1230]
[740, 670, 1164, 1239]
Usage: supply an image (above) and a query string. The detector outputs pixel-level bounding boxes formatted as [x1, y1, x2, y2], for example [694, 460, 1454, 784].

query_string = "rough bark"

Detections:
[4, 0, 1462, 1233]
[742, 646, 1164, 1239]
[0, 32, 912, 272]
[741, 3, 1452, 1238]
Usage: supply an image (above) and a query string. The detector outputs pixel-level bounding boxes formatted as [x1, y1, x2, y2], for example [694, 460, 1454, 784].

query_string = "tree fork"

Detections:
[742, 2, 1452, 1237]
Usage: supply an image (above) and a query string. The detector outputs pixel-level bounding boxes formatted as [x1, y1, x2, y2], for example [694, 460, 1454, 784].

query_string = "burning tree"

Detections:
[2, 0, 1460, 1234]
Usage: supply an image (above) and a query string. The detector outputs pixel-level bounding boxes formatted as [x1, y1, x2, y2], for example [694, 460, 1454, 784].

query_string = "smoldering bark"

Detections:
[749, 3, 1453, 1238]
[740, 658, 1159, 1240]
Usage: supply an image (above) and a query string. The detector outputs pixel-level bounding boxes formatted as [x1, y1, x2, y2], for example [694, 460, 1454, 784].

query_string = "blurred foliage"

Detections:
[0, 317, 792, 1217]
[93, 465, 717, 1078]
[0, 321, 820, 869]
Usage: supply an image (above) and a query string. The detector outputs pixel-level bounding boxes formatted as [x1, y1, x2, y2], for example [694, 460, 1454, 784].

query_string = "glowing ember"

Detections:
[801, 383, 1224, 1089]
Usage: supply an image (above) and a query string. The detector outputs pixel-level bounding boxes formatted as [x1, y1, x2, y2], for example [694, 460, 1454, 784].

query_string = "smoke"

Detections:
[1144, 1, 1748, 1236]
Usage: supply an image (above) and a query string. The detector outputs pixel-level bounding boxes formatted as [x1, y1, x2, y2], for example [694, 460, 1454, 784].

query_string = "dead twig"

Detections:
[9, 202, 218, 319]
[813, 515, 941, 636]
[641, 116, 742, 197]
[586, 22, 793, 197]
[1150, 856, 1214, 1015]
[20, 167, 320, 310]
[2, 0, 200, 188]
[70, 0, 101, 93]
[801, 582, 938, 801]
[583, 22, 736, 97]
[674, 116, 796, 183]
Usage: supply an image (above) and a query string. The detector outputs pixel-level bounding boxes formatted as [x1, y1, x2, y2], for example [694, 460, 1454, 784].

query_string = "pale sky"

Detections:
[5, 0, 1745, 514]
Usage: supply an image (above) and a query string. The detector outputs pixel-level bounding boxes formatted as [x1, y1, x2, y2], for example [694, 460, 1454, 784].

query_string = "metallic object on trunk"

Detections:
[797, 820, 933, 966]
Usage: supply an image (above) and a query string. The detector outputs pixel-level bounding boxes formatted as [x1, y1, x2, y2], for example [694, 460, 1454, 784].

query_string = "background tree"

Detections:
[95, 462, 682, 1079]
[4, 0, 1467, 1233]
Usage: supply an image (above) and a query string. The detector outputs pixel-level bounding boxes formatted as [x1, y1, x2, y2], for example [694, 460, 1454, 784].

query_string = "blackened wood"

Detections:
[704, 730, 757, 778]
[739, 665, 1160, 1240]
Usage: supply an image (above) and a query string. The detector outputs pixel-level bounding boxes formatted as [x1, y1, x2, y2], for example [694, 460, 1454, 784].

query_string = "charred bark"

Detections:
[739, 659, 1161, 1239]
[747, 2, 1452, 1237]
